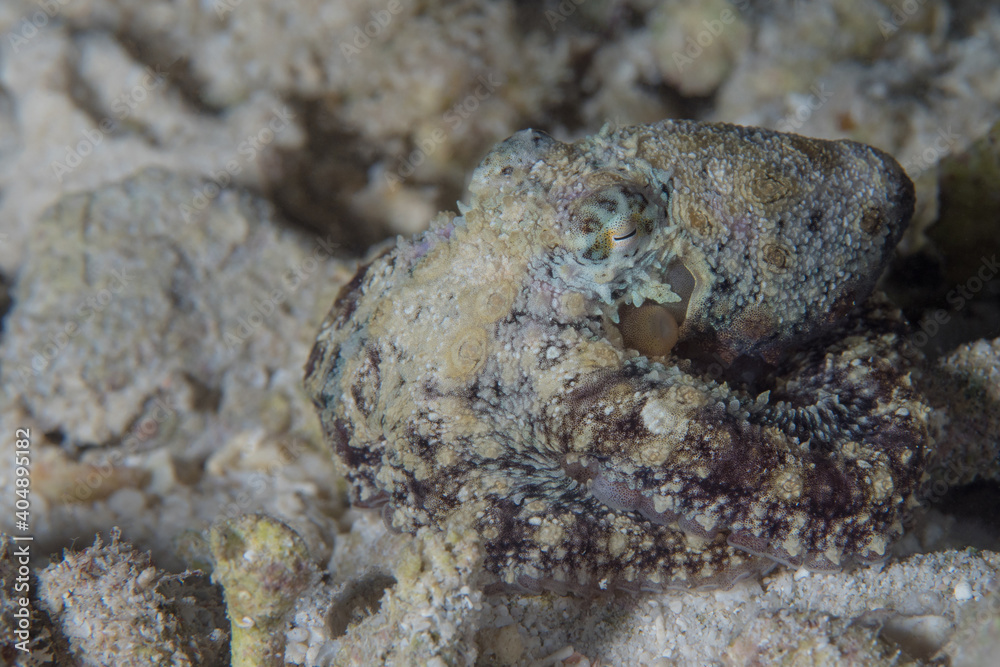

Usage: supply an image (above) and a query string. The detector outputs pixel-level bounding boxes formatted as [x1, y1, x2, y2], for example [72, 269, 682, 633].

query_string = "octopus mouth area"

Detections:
[560, 457, 882, 575]
[614, 302, 779, 396]
[613, 260, 695, 358]
[611, 260, 776, 391]
[610, 257, 801, 391]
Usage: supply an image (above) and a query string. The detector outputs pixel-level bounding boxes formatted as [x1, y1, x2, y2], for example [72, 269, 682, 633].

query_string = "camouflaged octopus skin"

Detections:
[305, 120, 928, 593]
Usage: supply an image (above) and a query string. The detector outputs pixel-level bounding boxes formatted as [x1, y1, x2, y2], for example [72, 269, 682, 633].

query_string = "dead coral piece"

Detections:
[0, 167, 348, 571]
[333, 526, 483, 666]
[36, 528, 229, 666]
[210, 514, 316, 667]
[0, 167, 335, 447]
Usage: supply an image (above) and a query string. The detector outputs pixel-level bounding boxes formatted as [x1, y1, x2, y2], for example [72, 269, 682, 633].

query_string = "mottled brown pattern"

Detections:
[305, 120, 931, 593]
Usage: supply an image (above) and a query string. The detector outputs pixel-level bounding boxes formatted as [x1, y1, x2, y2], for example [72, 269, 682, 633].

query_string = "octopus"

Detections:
[305, 119, 938, 594]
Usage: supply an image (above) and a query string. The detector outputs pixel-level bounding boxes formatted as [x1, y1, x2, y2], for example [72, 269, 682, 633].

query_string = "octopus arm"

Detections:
[552, 297, 930, 570]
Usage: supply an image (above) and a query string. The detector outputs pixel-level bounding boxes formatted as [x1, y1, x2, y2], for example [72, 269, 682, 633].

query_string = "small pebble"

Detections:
[954, 580, 973, 601]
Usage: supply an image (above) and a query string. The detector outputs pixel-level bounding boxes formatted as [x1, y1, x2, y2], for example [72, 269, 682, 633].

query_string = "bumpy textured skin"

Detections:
[305, 120, 929, 593]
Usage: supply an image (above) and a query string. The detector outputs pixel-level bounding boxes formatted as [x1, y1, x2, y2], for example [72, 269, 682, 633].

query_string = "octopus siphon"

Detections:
[305, 120, 945, 593]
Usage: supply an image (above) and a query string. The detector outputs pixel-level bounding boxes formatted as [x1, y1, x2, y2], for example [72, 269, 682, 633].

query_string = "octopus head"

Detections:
[467, 128, 560, 201]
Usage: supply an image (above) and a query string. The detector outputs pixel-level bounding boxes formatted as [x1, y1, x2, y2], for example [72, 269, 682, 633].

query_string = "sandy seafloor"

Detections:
[0, 0, 999, 665]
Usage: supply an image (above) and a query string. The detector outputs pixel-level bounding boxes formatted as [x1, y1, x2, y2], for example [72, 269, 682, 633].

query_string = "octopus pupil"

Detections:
[614, 229, 637, 241]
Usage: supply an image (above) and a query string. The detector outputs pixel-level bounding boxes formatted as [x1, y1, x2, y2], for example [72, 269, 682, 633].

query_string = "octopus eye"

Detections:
[572, 186, 662, 261]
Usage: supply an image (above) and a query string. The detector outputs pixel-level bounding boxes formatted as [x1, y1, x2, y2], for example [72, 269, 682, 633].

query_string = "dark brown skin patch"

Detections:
[750, 174, 792, 203]
[686, 205, 713, 236]
[762, 242, 790, 270]
[861, 206, 885, 234]
[329, 261, 371, 329]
